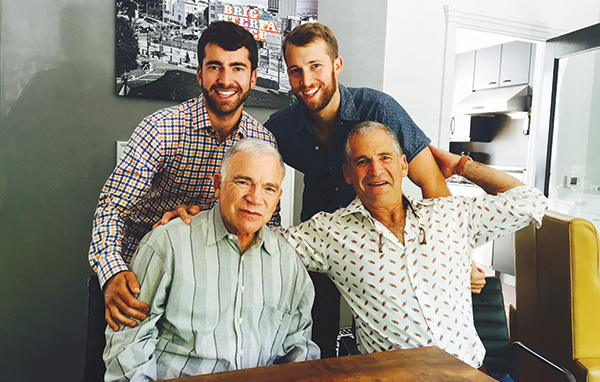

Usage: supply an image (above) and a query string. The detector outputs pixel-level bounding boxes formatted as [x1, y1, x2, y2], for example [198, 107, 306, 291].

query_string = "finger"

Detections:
[153, 211, 176, 229]
[124, 272, 141, 294]
[109, 303, 139, 328]
[176, 205, 192, 225]
[188, 205, 201, 215]
[105, 308, 120, 331]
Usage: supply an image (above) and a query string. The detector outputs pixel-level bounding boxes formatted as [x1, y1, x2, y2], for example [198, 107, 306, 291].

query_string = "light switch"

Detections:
[116, 141, 127, 166]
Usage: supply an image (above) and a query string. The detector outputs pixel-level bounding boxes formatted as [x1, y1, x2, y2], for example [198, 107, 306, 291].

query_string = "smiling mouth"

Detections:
[302, 87, 319, 97]
[367, 181, 389, 187]
[216, 89, 236, 98]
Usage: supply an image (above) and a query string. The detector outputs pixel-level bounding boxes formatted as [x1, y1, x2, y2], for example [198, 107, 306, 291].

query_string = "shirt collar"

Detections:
[194, 95, 249, 139]
[206, 204, 273, 255]
[338, 84, 361, 122]
[338, 194, 433, 223]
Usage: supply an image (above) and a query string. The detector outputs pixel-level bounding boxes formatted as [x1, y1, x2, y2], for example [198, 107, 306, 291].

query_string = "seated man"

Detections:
[103, 139, 319, 381]
[279, 121, 547, 371]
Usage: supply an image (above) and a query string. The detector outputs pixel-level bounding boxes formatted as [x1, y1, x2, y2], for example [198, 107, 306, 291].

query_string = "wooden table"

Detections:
[165, 347, 496, 381]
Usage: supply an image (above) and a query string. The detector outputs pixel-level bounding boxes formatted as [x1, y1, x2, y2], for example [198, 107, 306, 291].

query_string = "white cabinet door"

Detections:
[499, 41, 532, 87]
[473, 45, 502, 90]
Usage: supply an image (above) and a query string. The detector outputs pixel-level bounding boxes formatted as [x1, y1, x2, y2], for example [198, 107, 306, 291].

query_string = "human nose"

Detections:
[218, 68, 233, 86]
[244, 185, 262, 204]
[300, 70, 312, 87]
[367, 160, 384, 176]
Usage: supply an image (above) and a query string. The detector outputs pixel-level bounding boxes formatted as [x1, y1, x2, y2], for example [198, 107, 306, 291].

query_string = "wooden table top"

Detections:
[165, 346, 496, 382]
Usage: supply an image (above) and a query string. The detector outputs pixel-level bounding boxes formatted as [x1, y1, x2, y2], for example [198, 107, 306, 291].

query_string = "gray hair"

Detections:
[220, 138, 285, 178]
[343, 121, 403, 165]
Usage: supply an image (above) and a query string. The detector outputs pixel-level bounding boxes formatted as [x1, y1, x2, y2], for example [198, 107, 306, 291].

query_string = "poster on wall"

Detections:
[115, 0, 318, 108]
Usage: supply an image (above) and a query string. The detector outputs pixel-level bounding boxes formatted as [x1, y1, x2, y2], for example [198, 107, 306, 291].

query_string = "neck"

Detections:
[366, 199, 407, 243]
[236, 232, 256, 253]
[207, 108, 243, 141]
[307, 88, 341, 147]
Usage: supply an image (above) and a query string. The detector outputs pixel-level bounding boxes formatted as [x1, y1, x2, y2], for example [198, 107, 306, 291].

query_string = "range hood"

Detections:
[457, 85, 531, 115]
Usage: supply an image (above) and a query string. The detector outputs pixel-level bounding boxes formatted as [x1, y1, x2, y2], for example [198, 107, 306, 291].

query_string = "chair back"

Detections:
[472, 276, 511, 374]
[82, 275, 106, 382]
[514, 210, 600, 382]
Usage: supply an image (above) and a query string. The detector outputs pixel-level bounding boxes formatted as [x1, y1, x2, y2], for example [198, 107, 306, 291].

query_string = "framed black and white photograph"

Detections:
[115, 0, 318, 108]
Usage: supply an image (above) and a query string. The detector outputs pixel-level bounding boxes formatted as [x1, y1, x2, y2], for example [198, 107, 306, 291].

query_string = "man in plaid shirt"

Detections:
[89, 21, 277, 331]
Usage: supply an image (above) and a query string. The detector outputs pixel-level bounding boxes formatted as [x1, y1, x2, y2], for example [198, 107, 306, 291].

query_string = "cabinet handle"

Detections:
[450, 117, 455, 134]
[488, 81, 497, 85]
[503, 79, 512, 83]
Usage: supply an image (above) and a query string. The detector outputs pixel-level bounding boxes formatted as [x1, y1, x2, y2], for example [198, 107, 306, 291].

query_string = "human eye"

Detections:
[235, 179, 251, 187]
[355, 158, 368, 167]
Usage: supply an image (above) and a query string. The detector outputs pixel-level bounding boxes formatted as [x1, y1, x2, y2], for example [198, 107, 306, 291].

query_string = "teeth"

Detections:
[303, 87, 318, 96]
[217, 90, 235, 97]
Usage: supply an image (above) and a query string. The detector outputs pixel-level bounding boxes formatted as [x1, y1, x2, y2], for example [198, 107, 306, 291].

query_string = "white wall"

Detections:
[383, 0, 600, 148]
[319, 0, 388, 89]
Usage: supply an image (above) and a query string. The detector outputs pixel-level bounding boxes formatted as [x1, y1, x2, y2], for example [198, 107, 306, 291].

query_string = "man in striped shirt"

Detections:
[89, 22, 278, 332]
[103, 139, 319, 381]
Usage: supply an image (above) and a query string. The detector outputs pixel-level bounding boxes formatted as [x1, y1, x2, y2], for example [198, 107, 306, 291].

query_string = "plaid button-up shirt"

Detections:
[89, 95, 278, 286]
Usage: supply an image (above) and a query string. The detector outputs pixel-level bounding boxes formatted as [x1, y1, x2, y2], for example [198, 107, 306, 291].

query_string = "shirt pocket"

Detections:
[258, 302, 294, 364]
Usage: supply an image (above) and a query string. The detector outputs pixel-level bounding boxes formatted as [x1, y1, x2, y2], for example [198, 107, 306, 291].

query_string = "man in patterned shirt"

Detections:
[279, 121, 547, 369]
[89, 21, 277, 332]
[103, 139, 319, 381]
[264, 22, 485, 357]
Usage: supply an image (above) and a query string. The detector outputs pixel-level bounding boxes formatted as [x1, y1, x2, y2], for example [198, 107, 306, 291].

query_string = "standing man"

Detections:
[264, 22, 482, 356]
[279, 121, 547, 369]
[103, 139, 319, 381]
[89, 21, 277, 332]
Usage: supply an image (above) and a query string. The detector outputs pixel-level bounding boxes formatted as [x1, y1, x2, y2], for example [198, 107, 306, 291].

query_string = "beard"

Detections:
[202, 84, 251, 118]
[294, 69, 337, 113]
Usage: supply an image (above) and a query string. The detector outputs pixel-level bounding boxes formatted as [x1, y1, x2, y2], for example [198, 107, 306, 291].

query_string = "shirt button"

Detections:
[240, 349, 244, 355]
[240, 285, 245, 291]
[238, 318, 243, 323]
[315, 146, 320, 151]
[334, 187, 339, 192]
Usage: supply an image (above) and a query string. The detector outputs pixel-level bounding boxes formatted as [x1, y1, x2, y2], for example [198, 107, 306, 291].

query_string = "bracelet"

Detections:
[455, 155, 472, 176]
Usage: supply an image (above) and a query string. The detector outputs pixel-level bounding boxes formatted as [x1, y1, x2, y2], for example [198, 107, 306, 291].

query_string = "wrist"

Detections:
[455, 155, 473, 176]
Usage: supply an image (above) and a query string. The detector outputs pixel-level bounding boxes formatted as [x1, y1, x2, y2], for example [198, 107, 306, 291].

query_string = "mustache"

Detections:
[211, 84, 240, 92]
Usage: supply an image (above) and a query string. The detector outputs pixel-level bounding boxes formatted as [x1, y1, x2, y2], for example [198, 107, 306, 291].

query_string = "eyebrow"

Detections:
[205, 60, 248, 68]
[233, 175, 252, 182]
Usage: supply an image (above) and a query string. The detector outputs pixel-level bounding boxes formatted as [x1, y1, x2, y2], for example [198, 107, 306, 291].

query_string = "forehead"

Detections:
[225, 151, 283, 180]
[285, 38, 331, 63]
[348, 129, 396, 157]
[202, 43, 250, 65]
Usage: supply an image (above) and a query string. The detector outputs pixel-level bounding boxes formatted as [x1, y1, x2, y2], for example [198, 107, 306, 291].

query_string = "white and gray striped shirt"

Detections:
[103, 206, 319, 381]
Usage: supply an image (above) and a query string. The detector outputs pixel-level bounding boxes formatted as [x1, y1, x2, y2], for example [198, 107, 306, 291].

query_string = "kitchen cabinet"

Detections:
[473, 45, 502, 90]
[499, 41, 533, 87]
[473, 41, 533, 90]
[450, 51, 475, 141]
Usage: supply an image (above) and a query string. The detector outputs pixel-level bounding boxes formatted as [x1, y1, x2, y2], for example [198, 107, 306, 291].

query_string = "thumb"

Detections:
[124, 272, 141, 294]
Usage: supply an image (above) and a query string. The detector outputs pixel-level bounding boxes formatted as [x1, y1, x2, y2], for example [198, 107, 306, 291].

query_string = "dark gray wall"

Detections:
[0, 0, 388, 380]
[0, 1, 274, 380]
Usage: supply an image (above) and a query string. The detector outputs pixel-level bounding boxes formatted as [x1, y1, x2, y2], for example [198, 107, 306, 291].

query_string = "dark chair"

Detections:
[82, 275, 106, 382]
[472, 276, 575, 381]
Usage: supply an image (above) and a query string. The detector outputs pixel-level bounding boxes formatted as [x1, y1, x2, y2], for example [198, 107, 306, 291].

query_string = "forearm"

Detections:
[461, 159, 523, 195]
[90, 204, 132, 287]
[104, 240, 170, 380]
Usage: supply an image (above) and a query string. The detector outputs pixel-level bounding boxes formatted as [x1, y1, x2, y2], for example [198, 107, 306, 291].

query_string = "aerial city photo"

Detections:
[115, 0, 318, 108]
